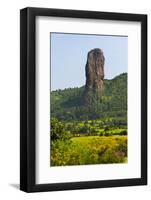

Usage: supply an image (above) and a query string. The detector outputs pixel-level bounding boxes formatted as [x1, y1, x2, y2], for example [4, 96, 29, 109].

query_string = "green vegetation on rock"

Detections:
[51, 73, 127, 121]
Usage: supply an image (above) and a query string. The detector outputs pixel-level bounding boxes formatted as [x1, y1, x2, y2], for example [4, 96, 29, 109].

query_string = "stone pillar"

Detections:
[84, 48, 105, 105]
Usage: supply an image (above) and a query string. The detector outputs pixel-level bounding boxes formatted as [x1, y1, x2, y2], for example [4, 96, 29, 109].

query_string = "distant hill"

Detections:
[51, 73, 127, 121]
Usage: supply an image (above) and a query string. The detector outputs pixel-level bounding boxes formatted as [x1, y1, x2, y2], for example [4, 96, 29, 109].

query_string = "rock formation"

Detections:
[84, 48, 105, 104]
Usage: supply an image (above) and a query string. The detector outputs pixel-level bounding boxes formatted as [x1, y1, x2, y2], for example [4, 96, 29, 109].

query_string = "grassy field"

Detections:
[51, 135, 127, 166]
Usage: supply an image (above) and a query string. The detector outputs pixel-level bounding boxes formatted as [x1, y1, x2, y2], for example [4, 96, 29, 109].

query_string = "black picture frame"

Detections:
[20, 7, 147, 192]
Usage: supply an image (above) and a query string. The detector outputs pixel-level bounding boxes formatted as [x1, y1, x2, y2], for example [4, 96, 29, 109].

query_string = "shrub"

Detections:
[51, 118, 71, 141]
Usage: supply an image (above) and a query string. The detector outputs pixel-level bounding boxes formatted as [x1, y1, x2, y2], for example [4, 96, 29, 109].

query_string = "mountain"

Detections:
[51, 73, 127, 121]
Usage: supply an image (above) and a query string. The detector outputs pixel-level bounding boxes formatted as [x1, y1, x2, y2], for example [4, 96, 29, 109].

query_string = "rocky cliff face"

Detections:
[84, 48, 105, 104]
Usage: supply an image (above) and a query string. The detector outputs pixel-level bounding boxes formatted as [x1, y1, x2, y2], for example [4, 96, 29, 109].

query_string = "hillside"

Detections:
[51, 73, 127, 121]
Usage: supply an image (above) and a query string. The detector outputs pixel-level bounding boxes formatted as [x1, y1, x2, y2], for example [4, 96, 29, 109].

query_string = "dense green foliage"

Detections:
[51, 136, 127, 166]
[51, 73, 127, 121]
[51, 118, 71, 141]
[51, 117, 127, 137]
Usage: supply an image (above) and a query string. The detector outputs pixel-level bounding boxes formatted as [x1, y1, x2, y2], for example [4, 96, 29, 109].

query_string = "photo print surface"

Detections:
[50, 33, 128, 167]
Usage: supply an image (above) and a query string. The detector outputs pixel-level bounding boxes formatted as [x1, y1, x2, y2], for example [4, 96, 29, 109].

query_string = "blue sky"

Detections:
[51, 33, 128, 91]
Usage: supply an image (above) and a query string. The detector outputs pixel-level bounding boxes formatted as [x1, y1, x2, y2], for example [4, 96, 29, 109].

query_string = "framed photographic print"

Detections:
[20, 7, 147, 192]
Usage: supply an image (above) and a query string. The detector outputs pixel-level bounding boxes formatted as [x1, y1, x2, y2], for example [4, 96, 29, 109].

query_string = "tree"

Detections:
[51, 118, 71, 141]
